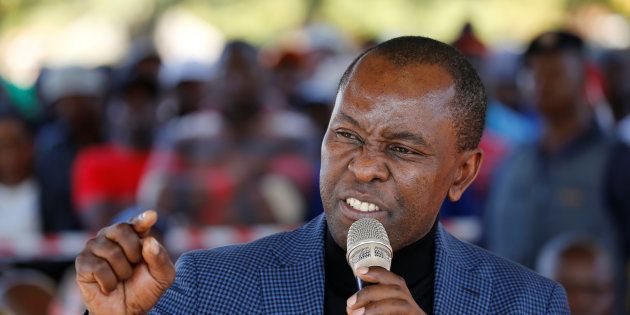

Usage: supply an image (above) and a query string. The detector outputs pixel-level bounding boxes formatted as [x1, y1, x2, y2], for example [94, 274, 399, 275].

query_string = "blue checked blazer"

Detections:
[150, 214, 569, 314]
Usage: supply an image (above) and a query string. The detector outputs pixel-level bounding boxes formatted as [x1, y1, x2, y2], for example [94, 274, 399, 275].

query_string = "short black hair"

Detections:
[524, 31, 585, 65]
[336, 36, 487, 151]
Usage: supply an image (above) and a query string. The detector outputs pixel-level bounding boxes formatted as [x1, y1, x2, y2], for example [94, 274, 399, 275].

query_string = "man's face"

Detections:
[528, 52, 585, 119]
[320, 54, 467, 251]
[0, 119, 33, 186]
[554, 250, 614, 315]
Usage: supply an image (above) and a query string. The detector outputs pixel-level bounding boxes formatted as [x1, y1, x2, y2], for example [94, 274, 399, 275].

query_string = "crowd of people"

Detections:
[0, 22, 629, 314]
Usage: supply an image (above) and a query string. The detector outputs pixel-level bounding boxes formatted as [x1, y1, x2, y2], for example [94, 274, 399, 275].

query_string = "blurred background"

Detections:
[0, 0, 629, 314]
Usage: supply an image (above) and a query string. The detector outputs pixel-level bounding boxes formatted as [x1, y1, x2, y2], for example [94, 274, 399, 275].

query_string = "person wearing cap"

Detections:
[72, 68, 160, 231]
[35, 66, 107, 232]
[485, 30, 621, 278]
[75, 36, 569, 314]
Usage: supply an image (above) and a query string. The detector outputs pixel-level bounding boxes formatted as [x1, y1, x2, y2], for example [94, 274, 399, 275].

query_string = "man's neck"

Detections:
[542, 102, 591, 154]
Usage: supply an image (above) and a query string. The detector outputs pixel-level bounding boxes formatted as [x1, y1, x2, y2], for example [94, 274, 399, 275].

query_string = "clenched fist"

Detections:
[75, 210, 175, 315]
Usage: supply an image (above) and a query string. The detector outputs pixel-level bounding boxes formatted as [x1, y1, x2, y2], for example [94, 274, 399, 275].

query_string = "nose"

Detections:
[348, 149, 389, 183]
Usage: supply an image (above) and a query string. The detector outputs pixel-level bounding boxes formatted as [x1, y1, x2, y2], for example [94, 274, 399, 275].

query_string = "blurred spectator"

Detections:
[34, 66, 107, 232]
[0, 269, 56, 315]
[47, 267, 83, 315]
[156, 61, 213, 124]
[602, 49, 630, 310]
[443, 23, 538, 243]
[585, 61, 616, 133]
[117, 38, 162, 88]
[537, 236, 616, 315]
[139, 41, 318, 226]
[0, 113, 39, 240]
[451, 23, 487, 71]
[72, 67, 159, 230]
[485, 31, 620, 268]
[0, 77, 42, 124]
[602, 49, 630, 137]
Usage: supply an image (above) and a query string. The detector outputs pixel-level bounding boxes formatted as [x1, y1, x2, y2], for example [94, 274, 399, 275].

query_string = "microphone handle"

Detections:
[356, 277, 374, 290]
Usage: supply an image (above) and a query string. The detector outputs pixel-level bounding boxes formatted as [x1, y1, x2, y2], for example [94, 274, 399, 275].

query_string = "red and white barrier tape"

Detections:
[0, 225, 295, 261]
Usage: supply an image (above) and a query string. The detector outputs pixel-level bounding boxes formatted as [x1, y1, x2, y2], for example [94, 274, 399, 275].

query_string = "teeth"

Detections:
[345, 198, 380, 212]
[360, 202, 369, 211]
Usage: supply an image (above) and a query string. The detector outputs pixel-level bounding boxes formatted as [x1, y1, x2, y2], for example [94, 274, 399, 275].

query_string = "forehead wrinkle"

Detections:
[332, 85, 456, 142]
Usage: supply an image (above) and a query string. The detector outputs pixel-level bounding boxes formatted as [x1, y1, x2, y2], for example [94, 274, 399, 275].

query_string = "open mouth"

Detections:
[345, 197, 381, 212]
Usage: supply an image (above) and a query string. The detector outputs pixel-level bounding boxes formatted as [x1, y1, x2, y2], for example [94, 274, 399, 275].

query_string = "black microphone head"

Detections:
[346, 218, 393, 276]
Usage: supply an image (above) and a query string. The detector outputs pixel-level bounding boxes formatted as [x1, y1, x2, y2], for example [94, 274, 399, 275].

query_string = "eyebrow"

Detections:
[336, 111, 430, 148]
[337, 112, 360, 126]
[385, 131, 430, 148]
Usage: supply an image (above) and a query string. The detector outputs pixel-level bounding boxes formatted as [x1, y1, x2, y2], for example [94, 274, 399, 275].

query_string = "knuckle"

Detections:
[93, 259, 112, 275]
[85, 237, 98, 249]
[96, 226, 108, 237]
[74, 254, 87, 273]
[356, 286, 374, 301]
[112, 222, 131, 235]
[104, 223, 123, 239]
[106, 246, 126, 261]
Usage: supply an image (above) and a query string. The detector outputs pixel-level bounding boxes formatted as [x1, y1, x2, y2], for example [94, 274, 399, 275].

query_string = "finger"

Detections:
[130, 210, 158, 236]
[356, 266, 407, 286]
[347, 284, 405, 310]
[141, 237, 175, 287]
[88, 238, 134, 280]
[75, 252, 119, 294]
[101, 223, 143, 264]
[363, 298, 420, 315]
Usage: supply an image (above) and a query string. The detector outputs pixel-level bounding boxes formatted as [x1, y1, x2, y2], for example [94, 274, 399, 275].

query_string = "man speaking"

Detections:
[75, 36, 569, 314]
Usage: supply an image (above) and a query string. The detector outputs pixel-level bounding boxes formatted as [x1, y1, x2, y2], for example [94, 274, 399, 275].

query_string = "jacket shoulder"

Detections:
[439, 229, 569, 314]
[182, 213, 326, 273]
[152, 232, 288, 314]
[152, 215, 327, 314]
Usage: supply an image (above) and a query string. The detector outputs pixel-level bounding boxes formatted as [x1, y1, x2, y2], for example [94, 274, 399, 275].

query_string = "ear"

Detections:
[447, 148, 483, 202]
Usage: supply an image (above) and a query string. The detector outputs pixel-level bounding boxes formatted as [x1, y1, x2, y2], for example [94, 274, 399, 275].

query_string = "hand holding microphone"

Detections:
[345, 218, 426, 315]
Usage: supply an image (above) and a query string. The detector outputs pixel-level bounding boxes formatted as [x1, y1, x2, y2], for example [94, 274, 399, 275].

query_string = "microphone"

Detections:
[346, 217, 393, 290]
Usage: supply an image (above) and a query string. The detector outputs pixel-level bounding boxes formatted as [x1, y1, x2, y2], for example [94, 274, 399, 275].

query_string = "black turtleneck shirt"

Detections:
[324, 220, 437, 315]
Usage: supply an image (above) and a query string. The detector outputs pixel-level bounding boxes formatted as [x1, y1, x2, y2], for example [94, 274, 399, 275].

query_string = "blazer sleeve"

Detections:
[545, 283, 570, 315]
[149, 252, 200, 314]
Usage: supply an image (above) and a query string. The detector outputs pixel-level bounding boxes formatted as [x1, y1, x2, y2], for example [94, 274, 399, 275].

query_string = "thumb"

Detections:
[131, 210, 158, 236]
[141, 237, 175, 288]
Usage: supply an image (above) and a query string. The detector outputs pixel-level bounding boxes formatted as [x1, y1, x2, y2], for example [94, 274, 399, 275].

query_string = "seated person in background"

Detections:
[36, 66, 106, 231]
[141, 99, 316, 226]
[0, 112, 40, 239]
[72, 70, 159, 231]
[0, 268, 56, 315]
[485, 31, 621, 268]
[139, 42, 317, 226]
[537, 236, 616, 315]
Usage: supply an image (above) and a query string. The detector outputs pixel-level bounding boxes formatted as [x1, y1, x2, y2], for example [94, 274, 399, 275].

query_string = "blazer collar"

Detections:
[258, 216, 493, 314]
[433, 224, 492, 314]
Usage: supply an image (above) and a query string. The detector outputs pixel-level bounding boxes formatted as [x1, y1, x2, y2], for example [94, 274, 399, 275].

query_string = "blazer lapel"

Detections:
[259, 215, 326, 314]
[433, 225, 492, 314]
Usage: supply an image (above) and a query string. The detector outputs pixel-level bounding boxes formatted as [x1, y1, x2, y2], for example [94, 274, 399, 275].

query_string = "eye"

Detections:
[389, 145, 413, 154]
[336, 130, 361, 142]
